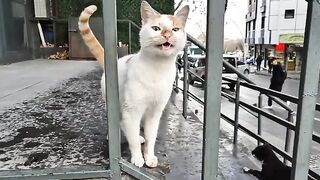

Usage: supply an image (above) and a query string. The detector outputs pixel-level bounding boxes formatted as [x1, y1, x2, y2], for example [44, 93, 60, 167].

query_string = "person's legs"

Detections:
[268, 96, 272, 106]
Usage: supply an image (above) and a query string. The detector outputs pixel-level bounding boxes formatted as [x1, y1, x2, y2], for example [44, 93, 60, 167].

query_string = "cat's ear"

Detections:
[174, 5, 189, 27]
[141, 1, 160, 24]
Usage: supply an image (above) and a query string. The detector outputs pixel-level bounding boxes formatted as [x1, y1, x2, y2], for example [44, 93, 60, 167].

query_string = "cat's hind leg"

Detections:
[121, 108, 145, 167]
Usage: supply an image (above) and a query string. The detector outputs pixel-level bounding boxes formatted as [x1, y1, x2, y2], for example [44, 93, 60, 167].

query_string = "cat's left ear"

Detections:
[141, 1, 161, 24]
[174, 5, 189, 27]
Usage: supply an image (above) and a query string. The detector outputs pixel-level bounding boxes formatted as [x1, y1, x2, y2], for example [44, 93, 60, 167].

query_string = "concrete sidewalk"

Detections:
[251, 65, 301, 80]
[0, 59, 257, 179]
[0, 59, 99, 113]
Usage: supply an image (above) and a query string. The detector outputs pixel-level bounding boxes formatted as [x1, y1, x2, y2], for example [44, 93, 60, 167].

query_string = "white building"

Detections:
[245, 0, 307, 71]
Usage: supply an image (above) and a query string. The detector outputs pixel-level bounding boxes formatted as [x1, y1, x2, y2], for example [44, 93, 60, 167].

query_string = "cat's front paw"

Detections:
[131, 155, 145, 167]
[145, 155, 158, 168]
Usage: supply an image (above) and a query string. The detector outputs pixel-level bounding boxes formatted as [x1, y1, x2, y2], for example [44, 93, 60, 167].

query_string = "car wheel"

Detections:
[188, 75, 194, 85]
[244, 69, 250, 76]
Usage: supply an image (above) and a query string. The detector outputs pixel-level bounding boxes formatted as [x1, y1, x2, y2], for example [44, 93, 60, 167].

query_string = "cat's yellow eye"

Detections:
[172, 27, 180, 32]
[151, 26, 161, 31]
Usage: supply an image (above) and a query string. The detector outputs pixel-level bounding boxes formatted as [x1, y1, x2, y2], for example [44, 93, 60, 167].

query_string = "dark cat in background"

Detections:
[243, 144, 291, 180]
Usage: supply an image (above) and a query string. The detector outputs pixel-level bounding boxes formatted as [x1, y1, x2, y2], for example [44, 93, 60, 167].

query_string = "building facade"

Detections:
[245, 0, 307, 71]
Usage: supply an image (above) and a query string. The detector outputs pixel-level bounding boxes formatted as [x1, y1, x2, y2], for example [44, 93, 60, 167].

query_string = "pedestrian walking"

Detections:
[264, 60, 288, 109]
[256, 54, 263, 71]
[267, 56, 274, 74]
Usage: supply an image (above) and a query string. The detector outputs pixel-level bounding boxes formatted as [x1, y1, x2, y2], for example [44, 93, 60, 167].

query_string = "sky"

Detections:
[175, 0, 248, 40]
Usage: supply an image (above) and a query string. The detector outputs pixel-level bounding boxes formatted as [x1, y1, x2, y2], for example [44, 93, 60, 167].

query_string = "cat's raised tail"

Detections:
[78, 5, 105, 69]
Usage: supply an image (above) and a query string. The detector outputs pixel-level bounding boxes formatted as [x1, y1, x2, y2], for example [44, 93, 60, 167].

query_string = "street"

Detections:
[182, 71, 320, 175]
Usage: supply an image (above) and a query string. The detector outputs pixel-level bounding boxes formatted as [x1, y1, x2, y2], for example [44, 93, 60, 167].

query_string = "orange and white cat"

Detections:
[79, 1, 189, 167]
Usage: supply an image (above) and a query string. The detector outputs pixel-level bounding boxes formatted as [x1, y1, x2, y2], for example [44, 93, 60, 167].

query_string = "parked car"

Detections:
[246, 56, 255, 65]
[188, 54, 250, 90]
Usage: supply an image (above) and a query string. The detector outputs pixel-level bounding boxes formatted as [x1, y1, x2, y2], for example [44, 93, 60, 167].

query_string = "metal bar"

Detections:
[239, 101, 296, 130]
[117, 19, 141, 29]
[102, 0, 122, 179]
[119, 160, 157, 180]
[309, 169, 320, 180]
[187, 69, 205, 82]
[291, 1, 320, 179]
[187, 34, 293, 111]
[233, 78, 241, 156]
[0, 169, 110, 180]
[284, 111, 294, 164]
[128, 21, 131, 54]
[183, 46, 189, 118]
[175, 66, 179, 93]
[220, 113, 292, 161]
[312, 133, 320, 143]
[257, 93, 262, 146]
[239, 80, 298, 105]
[202, 0, 225, 179]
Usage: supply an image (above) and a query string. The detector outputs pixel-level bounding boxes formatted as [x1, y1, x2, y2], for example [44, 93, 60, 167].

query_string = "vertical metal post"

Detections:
[202, 0, 225, 179]
[291, 1, 320, 180]
[233, 78, 241, 156]
[128, 21, 131, 54]
[102, 0, 122, 179]
[284, 111, 293, 164]
[175, 65, 179, 93]
[257, 93, 262, 146]
[182, 46, 188, 118]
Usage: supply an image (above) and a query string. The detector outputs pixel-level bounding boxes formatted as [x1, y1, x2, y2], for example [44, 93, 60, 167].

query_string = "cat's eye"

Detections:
[172, 27, 180, 32]
[151, 26, 161, 31]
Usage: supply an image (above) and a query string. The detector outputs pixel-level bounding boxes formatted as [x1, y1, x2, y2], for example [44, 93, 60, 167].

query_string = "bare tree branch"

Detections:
[174, 0, 184, 11]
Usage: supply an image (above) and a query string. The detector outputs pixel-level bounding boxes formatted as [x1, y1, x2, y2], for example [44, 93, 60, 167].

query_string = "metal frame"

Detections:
[202, 0, 225, 179]
[291, 1, 320, 179]
[0, 0, 319, 179]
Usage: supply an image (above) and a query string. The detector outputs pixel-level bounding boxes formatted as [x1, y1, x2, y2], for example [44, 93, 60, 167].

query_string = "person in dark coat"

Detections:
[268, 57, 274, 74]
[256, 54, 263, 71]
[265, 60, 287, 108]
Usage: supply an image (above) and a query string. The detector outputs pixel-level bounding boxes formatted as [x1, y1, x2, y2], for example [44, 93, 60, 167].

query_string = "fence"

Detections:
[0, 0, 319, 179]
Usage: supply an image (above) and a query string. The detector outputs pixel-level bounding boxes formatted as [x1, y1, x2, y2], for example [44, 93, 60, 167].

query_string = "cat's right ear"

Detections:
[141, 1, 160, 24]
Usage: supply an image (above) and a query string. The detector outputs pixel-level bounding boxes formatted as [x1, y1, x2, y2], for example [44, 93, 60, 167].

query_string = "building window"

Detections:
[284, 9, 295, 19]
[261, 16, 265, 29]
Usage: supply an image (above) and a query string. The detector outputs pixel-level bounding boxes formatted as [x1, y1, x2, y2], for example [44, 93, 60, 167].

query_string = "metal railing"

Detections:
[176, 22, 320, 180]
[0, 0, 319, 180]
[175, 52, 320, 179]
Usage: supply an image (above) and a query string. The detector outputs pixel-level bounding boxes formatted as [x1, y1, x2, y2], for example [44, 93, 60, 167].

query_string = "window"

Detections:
[284, 9, 295, 19]
[261, 16, 265, 29]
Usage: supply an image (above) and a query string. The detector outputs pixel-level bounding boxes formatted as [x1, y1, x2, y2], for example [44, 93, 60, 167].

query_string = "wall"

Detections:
[268, 0, 307, 44]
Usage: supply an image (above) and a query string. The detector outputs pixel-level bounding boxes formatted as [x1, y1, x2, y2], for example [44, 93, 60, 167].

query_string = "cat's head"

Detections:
[139, 1, 189, 57]
[252, 144, 273, 161]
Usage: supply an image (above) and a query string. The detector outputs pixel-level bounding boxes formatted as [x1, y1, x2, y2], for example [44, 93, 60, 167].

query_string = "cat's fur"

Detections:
[78, 1, 189, 167]
[246, 144, 291, 180]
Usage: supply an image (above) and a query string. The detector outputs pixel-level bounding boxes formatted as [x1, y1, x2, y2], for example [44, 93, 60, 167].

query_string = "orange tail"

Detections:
[78, 5, 105, 69]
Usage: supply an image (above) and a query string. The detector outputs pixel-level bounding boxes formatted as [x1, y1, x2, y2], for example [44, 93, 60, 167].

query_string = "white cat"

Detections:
[79, 1, 189, 167]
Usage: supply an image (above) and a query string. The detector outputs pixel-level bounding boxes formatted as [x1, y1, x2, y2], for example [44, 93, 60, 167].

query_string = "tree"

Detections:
[57, 0, 174, 52]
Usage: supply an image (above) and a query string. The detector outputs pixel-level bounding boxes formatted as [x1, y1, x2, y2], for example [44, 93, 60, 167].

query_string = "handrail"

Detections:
[117, 19, 140, 29]
[187, 33, 293, 112]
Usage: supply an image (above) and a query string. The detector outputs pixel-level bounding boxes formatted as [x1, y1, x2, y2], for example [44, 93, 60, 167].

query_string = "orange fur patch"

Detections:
[81, 28, 91, 35]
[79, 18, 88, 23]
[168, 15, 184, 28]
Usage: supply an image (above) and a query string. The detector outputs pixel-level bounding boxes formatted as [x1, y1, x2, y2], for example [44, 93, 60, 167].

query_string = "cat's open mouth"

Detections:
[157, 42, 173, 50]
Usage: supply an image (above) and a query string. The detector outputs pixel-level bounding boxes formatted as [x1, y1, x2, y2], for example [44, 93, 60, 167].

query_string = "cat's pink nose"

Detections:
[163, 34, 171, 39]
